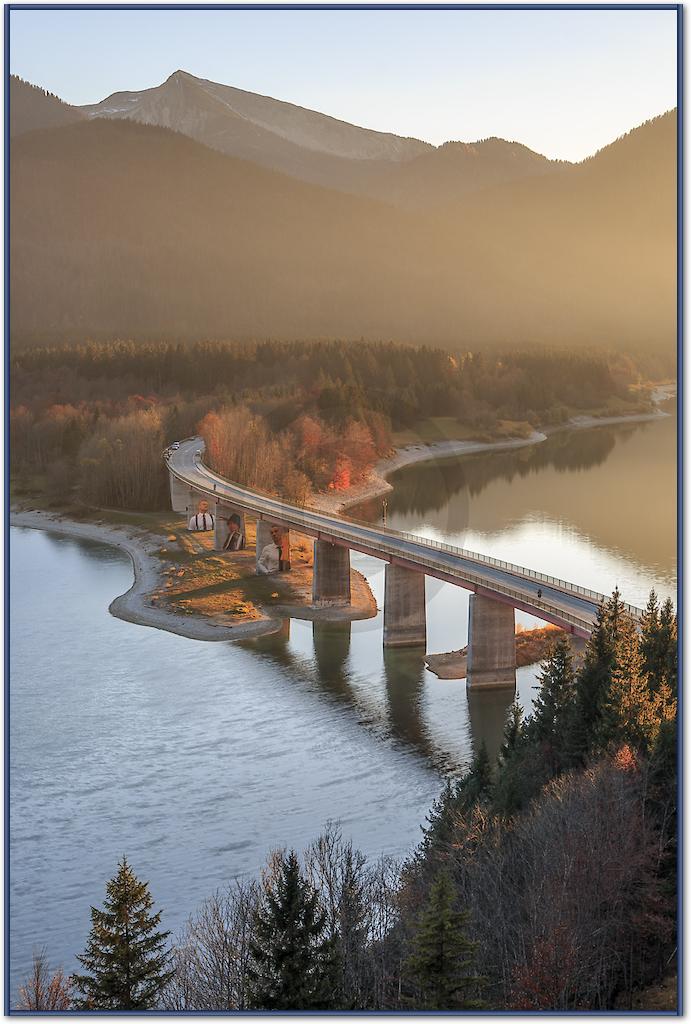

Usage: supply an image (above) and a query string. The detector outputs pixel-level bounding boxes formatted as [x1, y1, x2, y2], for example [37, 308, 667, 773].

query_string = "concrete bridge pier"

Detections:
[256, 520, 291, 574]
[312, 540, 351, 606]
[383, 564, 426, 648]
[466, 593, 516, 689]
[169, 472, 196, 515]
[170, 474, 213, 523]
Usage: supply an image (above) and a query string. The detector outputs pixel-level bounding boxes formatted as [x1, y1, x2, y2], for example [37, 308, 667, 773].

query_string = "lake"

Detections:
[8, 404, 676, 998]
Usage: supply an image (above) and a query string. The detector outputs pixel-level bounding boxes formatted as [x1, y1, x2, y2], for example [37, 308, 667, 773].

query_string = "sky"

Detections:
[9, 6, 678, 161]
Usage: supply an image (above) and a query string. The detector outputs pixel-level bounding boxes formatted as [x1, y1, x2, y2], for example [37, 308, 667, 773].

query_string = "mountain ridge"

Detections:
[76, 69, 562, 206]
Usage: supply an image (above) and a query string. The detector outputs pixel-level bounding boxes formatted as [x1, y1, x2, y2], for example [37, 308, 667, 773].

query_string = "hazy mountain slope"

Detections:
[10, 75, 86, 136]
[10, 112, 676, 355]
[80, 70, 560, 206]
[10, 119, 448, 343]
[436, 110, 677, 352]
[359, 137, 557, 209]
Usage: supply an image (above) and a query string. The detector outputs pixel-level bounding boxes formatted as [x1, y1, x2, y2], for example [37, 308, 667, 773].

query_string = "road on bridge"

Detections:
[166, 437, 641, 637]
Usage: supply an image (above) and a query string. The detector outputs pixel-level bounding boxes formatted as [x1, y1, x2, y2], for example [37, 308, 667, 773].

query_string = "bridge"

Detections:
[165, 437, 641, 689]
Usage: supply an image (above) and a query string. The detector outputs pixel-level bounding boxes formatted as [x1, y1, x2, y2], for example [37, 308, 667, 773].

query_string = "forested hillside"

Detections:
[11, 339, 649, 511]
[10, 110, 676, 356]
[10, 75, 85, 136]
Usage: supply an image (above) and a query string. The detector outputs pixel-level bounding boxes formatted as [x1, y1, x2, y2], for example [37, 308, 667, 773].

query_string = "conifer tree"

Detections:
[72, 857, 172, 1010]
[599, 610, 658, 752]
[638, 590, 660, 686]
[416, 779, 458, 865]
[530, 633, 576, 772]
[566, 590, 622, 764]
[638, 591, 677, 696]
[247, 850, 337, 1010]
[499, 700, 524, 763]
[457, 741, 493, 810]
[405, 868, 483, 1010]
[657, 597, 678, 695]
[493, 700, 550, 816]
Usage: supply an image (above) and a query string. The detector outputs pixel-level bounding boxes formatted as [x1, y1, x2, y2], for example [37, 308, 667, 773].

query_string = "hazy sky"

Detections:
[9, 6, 678, 161]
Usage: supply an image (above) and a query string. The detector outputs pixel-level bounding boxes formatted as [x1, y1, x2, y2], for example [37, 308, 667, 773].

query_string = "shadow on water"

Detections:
[311, 620, 354, 703]
[239, 619, 363, 713]
[381, 646, 434, 760]
[241, 620, 450, 767]
[241, 615, 513, 774]
[466, 686, 516, 765]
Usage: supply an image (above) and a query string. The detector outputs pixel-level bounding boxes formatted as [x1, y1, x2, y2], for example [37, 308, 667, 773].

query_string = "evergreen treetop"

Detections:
[529, 632, 576, 771]
[247, 850, 337, 1010]
[72, 856, 172, 1010]
[405, 867, 483, 1010]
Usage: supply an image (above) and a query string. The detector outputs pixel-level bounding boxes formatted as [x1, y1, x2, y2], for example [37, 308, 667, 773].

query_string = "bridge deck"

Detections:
[167, 438, 641, 637]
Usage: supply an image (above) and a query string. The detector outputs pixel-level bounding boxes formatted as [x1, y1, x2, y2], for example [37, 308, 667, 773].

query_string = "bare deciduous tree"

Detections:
[16, 949, 72, 1011]
[162, 880, 259, 1011]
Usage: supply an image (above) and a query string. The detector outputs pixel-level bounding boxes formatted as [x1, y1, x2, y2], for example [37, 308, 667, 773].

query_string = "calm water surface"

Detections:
[9, 407, 676, 994]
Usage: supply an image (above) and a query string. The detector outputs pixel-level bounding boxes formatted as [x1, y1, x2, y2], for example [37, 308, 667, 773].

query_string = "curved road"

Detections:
[166, 438, 641, 638]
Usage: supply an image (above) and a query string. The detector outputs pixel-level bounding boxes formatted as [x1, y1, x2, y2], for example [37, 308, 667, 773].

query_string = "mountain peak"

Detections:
[80, 70, 431, 168]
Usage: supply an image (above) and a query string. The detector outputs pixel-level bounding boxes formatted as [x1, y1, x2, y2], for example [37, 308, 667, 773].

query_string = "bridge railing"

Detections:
[338, 512, 643, 619]
[166, 443, 641, 624]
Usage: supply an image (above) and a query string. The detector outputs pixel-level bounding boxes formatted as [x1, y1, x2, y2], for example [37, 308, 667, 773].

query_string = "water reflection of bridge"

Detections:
[238, 620, 515, 769]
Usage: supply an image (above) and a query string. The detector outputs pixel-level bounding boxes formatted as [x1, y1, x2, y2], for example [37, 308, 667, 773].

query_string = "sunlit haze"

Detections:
[9, 7, 678, 161]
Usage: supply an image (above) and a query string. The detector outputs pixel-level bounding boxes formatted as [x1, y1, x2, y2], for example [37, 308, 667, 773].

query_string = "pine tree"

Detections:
[247, 850, 337, 1010]
[657, 597, 678, 695]
[639, 591, 677, 696]
[638, 590, 660, 686]
[493, 700, 551, 816]
[566, 590, 622, 764]
[405, 868, 483, 1010]
[457, 741, 493, 810]
[599, 610, 659, 752]
[529, 633, 576, 773]
[499, 700, 524, 763]
[72, 856, 172, 1010]
[416, 779, 459, 865]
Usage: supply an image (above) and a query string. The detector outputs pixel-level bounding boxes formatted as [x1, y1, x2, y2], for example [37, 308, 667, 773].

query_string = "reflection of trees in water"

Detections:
[465, 687, 516, 764]
[355, 427, 624, 520]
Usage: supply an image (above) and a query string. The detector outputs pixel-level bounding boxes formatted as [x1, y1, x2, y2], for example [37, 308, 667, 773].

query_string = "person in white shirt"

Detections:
[188, 499, 215, 532]
[257, 526, 283, 574]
